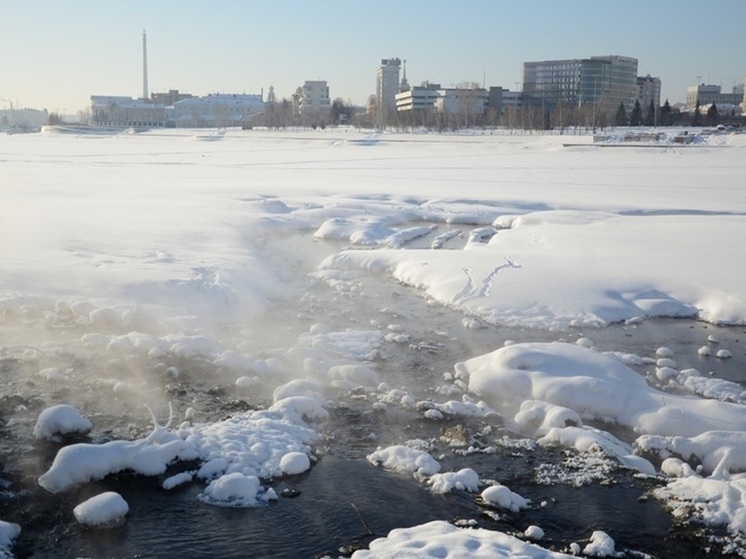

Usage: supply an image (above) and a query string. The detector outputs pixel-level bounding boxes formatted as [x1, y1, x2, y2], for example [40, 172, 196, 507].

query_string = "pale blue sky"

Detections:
[2, 0, 744, 113]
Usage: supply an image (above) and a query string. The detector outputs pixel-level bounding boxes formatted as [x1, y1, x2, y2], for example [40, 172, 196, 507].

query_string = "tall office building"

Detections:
[376, 58, 401, 120]
[523, 55, 638, 114]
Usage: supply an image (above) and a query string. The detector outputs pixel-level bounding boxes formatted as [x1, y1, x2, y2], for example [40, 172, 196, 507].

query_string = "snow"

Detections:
[0, 521, 20, 558]
[350, 520, 574, 558]
[3, 129, 746, 555]
[427, 468, 480, 494]
[199, 472, 277, 508]
[73, 491, 129, 527]
[279, 451, 311, 475]
[33, 404, 92, 440]
[582, 531, 621, 558]
[162, 472, 193, 490]
[367, 445, 441, 478]
[462, 342, 746, 438]
[480, 484, 530, 512]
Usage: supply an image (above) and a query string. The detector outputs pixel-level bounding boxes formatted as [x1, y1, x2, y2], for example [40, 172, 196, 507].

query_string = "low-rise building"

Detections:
[170, 93, 263, 127]
[686, 84, 742, 109]
[294, 80, 331, 124]
[91, 96, 166, 127]
[90, 92, 264, 128]
[395, 82, 441, 112]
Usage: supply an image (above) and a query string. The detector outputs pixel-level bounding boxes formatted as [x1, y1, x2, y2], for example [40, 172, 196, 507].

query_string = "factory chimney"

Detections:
[142, 30, 149, 101]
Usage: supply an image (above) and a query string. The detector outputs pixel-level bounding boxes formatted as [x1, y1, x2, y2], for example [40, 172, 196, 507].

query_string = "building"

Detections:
[433, 87, 489, 118]
[294, 80, 331, 123]
[90, 95, 166, 127]
[0, 107, 48, 132]
[637, 75, 661, 121]
[395, 82, 441, 113]
[686, 83, 743, 110]
[376, 58, 402, 122]
[395, 82, 488, 126]
[170, 93, 264, 127]
[523, 55, 638, 114]
[91, 92, 264, 128]
[150, 89, 192, 105]
[636, 75, 661, 110]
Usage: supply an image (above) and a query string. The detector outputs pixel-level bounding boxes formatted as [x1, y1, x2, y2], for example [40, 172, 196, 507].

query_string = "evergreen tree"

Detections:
[659, 99, 672, 126]
[645, 100, 656, 126]
[630, 100, 643, 126]
[707, 103, 719, 126]
[692, 100, 702, 126]
[614, 102, 628, 127]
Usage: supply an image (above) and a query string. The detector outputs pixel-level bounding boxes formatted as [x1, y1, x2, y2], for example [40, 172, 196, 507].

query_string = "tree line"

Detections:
[246, 97, 742, 132]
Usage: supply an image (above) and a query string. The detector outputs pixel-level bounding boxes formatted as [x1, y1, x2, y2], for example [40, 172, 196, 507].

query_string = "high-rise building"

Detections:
[376, 58, 401, 121]
[522, 55, 638, 114]
[637, 75, 661, 113]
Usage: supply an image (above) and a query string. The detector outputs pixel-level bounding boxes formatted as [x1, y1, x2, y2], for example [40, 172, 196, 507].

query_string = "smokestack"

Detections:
[142, 30, 149, 100]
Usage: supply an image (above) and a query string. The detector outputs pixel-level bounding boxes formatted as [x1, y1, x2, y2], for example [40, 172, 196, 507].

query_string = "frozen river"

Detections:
[1, 128, 746, 558]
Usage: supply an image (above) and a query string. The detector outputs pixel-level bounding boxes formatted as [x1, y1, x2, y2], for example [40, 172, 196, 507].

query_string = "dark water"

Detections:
[4, 425, 716, 559]
[2, 393, 733, 559]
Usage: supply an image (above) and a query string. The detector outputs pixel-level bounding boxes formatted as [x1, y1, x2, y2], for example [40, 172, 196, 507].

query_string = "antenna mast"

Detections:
[142, 30, 149, 100]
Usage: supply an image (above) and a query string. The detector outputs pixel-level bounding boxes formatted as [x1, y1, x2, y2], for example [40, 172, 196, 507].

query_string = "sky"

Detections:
[1, 0, 745, 114]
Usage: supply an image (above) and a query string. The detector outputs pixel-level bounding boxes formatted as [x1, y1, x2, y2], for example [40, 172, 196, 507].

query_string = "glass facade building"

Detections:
[523, 55, 638, 114]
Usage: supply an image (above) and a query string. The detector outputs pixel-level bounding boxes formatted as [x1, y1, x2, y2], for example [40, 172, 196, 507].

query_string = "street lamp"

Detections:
[592, 77, 599, 133]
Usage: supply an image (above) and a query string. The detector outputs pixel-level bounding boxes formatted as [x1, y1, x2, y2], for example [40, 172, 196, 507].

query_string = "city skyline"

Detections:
[2, 0, 745, 114]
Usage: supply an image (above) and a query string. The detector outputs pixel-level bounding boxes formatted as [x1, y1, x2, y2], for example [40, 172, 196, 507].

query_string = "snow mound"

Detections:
[73, 491, 129, 527]
[480, 483, 530, 512]
[181, 397, 322, 481]
[350, 520, 574, 558]
[199, 472, 277, 508]
[367, 445, 440, 478]
[39, 417, 198, 493]
[462, 342, 746, 437]
[162, 472, 193, 490]
[583, 530, 621, 557]
[427, 468, 480, 494]
[33, 404, 92, 440]
[280, 451, 311, 475]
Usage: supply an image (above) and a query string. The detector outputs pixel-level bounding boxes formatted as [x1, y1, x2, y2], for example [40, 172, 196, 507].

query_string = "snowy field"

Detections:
[1, 127, 746, 558]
